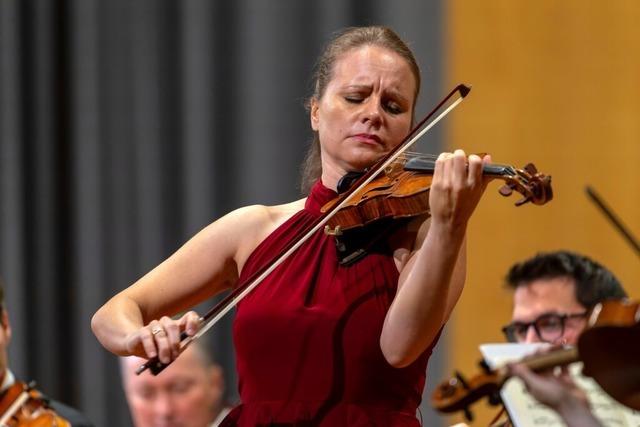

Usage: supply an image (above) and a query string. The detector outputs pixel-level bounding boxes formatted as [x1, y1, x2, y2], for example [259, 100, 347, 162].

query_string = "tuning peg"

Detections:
[523, 163, 538, 175]
[488, 390, 503, 406]
[463, 406, 474, 422]
[478, 358, 492, 374]
[498, 184, 513, 197]
[454, 370, 470, 390]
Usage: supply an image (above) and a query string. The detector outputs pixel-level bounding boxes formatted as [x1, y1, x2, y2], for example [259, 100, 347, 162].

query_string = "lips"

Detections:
[352, 133, 383, 145]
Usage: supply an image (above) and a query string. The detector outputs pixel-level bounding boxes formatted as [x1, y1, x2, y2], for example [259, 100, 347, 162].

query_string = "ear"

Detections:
[2, 310, 11, 345]
[310, 98, 320, 131]
[207, 365, 224, 400]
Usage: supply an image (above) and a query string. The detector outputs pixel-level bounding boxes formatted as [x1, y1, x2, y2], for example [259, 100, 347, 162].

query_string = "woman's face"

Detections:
[310, 45, 417, 176]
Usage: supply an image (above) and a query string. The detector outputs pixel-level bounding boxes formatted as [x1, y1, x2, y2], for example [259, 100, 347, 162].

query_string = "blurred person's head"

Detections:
[502, 250, 626, 345]
[120, 341, 224, 427]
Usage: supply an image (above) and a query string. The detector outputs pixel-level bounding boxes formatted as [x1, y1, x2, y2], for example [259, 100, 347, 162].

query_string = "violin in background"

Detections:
[0, 381, 71, 427]
[431, 299, 640, 420]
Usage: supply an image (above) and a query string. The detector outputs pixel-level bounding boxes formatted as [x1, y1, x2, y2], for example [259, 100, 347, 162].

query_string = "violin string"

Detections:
[394, 152, 518, 179]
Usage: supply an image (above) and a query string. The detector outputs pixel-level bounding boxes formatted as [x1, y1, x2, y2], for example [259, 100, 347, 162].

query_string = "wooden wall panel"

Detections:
[443, 2, 640, 425]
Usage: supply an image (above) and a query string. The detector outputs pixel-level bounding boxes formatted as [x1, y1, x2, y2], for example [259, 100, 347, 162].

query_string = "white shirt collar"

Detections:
[211, 406, 231, 427]
[0, 369, 15, 393]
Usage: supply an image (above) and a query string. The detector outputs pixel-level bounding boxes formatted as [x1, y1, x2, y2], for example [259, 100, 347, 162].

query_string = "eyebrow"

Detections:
[342, 85, 410, 104]
[513, 311, 571, 324]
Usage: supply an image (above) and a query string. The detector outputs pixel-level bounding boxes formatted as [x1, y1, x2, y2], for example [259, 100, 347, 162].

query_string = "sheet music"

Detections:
[479, 343, 640, 427]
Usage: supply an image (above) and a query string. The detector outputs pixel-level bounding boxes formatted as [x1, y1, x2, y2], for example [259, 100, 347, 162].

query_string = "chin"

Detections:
[345, 150, 386, 171]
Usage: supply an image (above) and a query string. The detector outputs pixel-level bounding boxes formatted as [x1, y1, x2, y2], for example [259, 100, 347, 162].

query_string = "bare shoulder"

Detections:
[220, 199, 304, 235]
[223, 199, 306, 272]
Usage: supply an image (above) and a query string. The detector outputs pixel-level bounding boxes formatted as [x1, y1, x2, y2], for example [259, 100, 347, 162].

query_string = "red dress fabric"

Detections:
[221, 181, 438, 426]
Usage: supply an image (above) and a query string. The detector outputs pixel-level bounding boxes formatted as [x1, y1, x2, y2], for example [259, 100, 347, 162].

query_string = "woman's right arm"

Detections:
[91, 205, 271, 362]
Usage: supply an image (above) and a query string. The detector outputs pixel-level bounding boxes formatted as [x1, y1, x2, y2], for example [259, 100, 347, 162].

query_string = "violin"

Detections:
[319, 154, 552, 265]
[0, 381, 71, 427]
[322, 154, 553, 236]
[431, 299, 640, 419]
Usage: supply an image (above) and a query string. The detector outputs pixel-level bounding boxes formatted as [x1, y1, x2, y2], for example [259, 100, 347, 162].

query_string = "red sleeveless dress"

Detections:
[221, 181, 438, 426]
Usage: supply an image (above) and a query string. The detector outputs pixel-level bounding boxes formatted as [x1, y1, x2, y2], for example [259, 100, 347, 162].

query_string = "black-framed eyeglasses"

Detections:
[501, 311, 588, 343]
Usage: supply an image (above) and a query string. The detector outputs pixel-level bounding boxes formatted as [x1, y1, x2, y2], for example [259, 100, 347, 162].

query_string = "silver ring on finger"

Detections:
[151, 327, 165, 336]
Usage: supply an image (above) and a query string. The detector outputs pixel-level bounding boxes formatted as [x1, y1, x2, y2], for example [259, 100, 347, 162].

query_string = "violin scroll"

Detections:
[496, 163, 553, 206]
[431, 369, 503, 421]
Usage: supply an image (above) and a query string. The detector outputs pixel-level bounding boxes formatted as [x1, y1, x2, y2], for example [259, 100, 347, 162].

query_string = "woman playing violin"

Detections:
[91, 26, 491, 426]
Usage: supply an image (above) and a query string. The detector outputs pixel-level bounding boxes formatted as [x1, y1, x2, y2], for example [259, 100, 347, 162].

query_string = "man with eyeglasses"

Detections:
[500, 250, 628, 427]
[502, 250, 625, 345]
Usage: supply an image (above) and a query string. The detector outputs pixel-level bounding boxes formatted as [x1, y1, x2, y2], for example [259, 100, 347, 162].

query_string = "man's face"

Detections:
[122, 347, 223, 427]
[511, 277, 588, 345]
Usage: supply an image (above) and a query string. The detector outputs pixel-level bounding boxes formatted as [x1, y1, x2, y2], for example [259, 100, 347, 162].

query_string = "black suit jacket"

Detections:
[47, 398, 95, 427]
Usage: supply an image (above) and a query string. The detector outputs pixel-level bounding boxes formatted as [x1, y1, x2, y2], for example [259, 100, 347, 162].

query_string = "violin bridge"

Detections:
[324, 225, 343, 236]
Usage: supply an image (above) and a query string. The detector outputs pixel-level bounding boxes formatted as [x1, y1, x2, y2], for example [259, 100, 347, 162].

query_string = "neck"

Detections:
[320, 164, 345, 192]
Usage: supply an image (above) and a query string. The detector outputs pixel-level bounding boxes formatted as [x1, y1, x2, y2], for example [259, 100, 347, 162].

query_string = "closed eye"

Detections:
[344, 95, 364, 103]
[384, 101, 403, 115]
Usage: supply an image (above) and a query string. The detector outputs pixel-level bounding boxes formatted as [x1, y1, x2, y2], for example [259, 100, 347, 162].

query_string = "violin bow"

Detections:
[585, 185, 640, 258]
[137, 84, 472, 375]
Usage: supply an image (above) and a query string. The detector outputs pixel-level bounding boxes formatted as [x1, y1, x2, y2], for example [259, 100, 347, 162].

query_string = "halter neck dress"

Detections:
[221, 181, 437, 426]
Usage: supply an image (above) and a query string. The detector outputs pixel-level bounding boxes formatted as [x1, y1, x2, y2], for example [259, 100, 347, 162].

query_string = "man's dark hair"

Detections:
[505, 250, 627, 309]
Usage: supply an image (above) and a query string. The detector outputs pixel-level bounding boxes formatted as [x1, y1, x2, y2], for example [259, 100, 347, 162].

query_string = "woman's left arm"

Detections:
[380, 150, 490, 367]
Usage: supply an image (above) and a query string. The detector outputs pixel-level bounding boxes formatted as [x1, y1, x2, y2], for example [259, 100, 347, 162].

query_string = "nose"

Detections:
[152, 393, 175, 418]
[361, 99, 382, 127]
[523, 325, 541, 343]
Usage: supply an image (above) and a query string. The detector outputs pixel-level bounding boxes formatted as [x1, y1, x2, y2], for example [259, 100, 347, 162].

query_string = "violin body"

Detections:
[322, 163, 433, 234]
[0, 382, 71, 427]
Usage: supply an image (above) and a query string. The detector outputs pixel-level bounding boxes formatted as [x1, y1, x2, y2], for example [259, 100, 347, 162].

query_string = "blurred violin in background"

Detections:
[431, 299, 640, 420]
[0, 381, 71, 427]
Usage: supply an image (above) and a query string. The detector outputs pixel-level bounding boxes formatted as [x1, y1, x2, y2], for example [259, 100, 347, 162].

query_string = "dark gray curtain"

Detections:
[0, 1, 446, 425]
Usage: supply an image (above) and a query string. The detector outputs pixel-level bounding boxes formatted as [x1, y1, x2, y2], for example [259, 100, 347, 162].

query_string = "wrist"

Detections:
[428, 220, 467, 245]
[555, 397, 600, 427]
